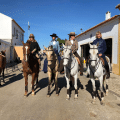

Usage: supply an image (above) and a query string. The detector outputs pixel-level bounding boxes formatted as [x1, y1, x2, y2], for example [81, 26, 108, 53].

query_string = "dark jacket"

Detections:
[29, 40, 41, 54]
[92, 38, 107, 54]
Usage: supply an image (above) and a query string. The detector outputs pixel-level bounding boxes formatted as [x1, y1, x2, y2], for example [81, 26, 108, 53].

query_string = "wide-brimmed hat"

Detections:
[50, 33, 58, 38]
[29, 34, 35, 38]
[68, 32, 77, 36]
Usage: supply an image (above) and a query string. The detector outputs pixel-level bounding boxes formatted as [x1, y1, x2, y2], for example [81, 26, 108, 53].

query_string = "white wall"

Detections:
[12, 21, 24, 46]
[0, 13, 12, 40]
[76, 17, 119, 64]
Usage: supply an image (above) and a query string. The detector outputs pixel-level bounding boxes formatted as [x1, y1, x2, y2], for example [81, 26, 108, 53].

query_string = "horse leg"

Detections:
[74, 74, 78, 99]
[24, 72, 28, 97]
[0, 74, 1, 86]
[106, 79, 109, 96]
[86, 65, 90, 78]
[55, 71, 59, 96]
[31, 73, 36, 96]
[99, 76, 105, 105]
[36, 74, 39, 88]
[47, 71, 52, 97]
[65, 75, 70, 100]
[104, 75, 108, 96]
[91, 78, 96, 104]
[2, 68, 5, 83]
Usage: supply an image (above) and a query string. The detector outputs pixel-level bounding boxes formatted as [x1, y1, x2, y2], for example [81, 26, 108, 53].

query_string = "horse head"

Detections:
[44, 45, 55, 66]
[22, 41, 31, 62]
[89, 43, 99, 67]
[63, 44, 72, 66]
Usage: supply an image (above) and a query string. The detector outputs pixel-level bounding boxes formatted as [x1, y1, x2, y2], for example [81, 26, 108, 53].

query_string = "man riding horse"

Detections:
[43, 33, 61, 73]
[91, 31, 110, 79]
[58, 32, 84, 76]
[21, 34, 41, 71]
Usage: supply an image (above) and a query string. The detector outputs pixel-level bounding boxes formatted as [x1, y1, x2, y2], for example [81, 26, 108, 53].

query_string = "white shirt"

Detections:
[53, 41, 56, 45]
[71, 39, 73, 44]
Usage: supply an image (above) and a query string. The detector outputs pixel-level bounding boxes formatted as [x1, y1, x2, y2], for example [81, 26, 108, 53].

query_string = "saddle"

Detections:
[73, 54, 80, 65]
[100, 57, 105, 66]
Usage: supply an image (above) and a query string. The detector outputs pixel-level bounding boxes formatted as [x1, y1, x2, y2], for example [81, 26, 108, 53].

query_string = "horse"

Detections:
[62, 44, 79, 100]
[44, 46, 59, 97]
[0, 50, 6, 86]
[22, 41, 39, 97]
[87, 43, 111, 105]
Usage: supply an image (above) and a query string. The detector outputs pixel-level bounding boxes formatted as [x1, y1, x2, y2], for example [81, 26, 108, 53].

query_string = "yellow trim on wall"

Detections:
[119, 17, 120, 75]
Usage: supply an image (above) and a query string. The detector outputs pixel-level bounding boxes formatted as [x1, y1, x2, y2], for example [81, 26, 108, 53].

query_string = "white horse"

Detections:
[87, 43, 111, 105]
[63, 44, 79, 100]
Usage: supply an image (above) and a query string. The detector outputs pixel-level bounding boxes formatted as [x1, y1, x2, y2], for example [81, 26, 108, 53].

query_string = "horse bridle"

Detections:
[63, 48, 72, 60]
[89, 47, 101, 73]
[63, 47, 76, 70]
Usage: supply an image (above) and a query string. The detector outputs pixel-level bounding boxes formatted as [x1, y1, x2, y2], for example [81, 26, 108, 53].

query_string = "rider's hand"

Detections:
[98, 54, 102, 57]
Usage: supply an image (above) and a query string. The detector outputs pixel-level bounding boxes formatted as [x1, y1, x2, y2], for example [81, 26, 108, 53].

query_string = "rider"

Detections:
[91, 31, 110, 79]
[58, 32, 84, 76]
[21, 34, 41, 71]
[43, 33, 60, 73]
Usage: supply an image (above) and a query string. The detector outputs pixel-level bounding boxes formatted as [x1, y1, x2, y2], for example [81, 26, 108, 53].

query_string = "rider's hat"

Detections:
[29, 34, 35, 38]
[50, 33, 58, 38]
[68, 32, 77, 36]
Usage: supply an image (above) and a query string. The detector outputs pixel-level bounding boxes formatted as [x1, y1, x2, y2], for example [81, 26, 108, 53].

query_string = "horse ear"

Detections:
[97, 43, 99, 47]
[22, 41, 24, 45]
[62, 43, 65, 48]
[44, 46, 47, 50]
[89, 42, 92, 48]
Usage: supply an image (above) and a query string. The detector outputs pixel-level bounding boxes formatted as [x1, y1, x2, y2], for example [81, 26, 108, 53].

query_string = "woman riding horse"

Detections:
[21, 34, 41, 71]
[43, 33, 61, 73]
[58, 32, 84, 76]
[91, 31, 110, 79]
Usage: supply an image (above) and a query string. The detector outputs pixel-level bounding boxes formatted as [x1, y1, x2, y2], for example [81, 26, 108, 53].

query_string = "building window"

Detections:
[90, 34, 92, 38]
[14, 28, 15, 36]
[16, 30, 18, 39]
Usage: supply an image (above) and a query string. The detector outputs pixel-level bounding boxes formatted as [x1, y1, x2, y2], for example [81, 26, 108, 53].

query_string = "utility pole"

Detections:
[28, 21, 30, 38]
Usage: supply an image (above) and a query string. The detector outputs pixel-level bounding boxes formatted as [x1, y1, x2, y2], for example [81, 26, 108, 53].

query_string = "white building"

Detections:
[75, 12, 120, 75]
[0, 13, 25, 63]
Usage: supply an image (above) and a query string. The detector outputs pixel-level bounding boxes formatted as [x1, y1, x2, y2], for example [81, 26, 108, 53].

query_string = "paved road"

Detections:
[0, 58, 120, 120]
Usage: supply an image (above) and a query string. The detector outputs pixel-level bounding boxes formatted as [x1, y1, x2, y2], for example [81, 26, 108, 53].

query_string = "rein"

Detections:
[63, 48, 76, 70]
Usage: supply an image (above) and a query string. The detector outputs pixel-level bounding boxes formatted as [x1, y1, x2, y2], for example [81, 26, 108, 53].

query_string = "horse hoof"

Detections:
[66, 98, 70, 100]
[74, 97, 78, 100]
[56, 94, 59, 96]
[32, 92, 35, 96]
[100, 101, 105, 106]
[0, 84, 2, 87]
[24, 94, 28, 97]
[47, 95, 50, 98]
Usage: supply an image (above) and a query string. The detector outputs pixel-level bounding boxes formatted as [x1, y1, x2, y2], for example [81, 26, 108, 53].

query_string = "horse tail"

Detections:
[105, 56, 111, 72]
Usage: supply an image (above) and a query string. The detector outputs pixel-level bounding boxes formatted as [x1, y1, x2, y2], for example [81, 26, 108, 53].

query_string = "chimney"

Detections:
[105, 11, 111, 20]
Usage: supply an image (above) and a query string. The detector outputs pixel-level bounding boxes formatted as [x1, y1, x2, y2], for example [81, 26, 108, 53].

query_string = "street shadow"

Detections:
[85, 79, 100, 99]
[1, 73, 23, 87]
[34, 77, 48, 95]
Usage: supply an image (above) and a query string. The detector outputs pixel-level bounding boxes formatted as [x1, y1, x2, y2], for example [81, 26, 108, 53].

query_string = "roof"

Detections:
[75, 15, 119, 38]
[0, 39, 11, 45]
[12, 19, 25, 33]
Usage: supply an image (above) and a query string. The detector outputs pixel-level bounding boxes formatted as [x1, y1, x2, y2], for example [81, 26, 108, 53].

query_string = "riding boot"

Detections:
[38, 58, 41, 71]
[104, 64, 110, 79]
[79, 58, 83, 76]
[58, 59, 64, 73]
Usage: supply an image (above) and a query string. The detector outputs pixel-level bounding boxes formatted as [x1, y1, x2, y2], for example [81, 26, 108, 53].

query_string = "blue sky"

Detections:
[0, 0, 120, 49]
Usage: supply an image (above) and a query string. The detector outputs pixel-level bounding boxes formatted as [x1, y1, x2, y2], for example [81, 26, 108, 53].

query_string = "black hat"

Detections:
[50, 33, 58, 38]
